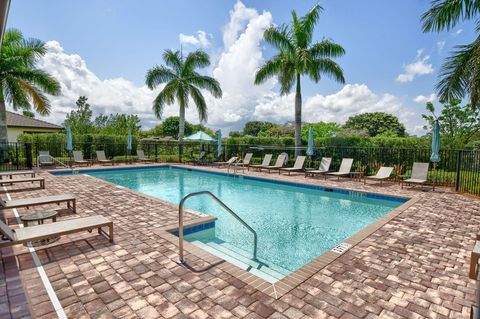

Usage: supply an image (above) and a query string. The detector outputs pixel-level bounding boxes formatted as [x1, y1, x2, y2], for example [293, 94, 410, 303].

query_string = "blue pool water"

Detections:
[84, 166, 406, 272]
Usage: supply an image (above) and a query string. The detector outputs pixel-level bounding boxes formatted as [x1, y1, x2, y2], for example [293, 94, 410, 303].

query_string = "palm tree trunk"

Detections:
[0, 97, 7, 143]
[178, 104, 185, 161]
[294, 73, 302, 157]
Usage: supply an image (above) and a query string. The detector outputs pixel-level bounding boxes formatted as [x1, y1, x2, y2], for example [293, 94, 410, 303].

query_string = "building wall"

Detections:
[7, 127, 62, 143]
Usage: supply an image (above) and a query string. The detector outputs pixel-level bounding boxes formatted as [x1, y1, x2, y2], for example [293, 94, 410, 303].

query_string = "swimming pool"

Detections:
[74, 166, 407, 282]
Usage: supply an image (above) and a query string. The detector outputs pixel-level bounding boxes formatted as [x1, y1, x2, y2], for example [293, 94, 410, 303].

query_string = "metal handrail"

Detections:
[177, 191, 258, 264]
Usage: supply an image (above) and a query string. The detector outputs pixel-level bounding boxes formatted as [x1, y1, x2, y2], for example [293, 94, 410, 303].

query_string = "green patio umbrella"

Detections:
[217, 130, 223, 157]
[184, 131, 215, 142]
[306, 127, 314, 156]
[430, 120, 441, 190]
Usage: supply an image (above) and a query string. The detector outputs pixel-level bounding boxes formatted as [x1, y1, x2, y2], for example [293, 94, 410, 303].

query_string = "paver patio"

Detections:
[0, 163, 479, 318]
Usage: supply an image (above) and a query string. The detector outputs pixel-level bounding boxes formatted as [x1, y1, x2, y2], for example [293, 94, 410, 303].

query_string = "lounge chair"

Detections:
[73, 151, 91, 166]
[470, 235, 480, 279]
[279, 156, 306, 175]
[325, 158, 354, 180]
[136, 150, 153, 163]
[96, 151, 114, 166]
[0, 194, 76, 213]
[401, 162, 429, 189]
[260, 154, 287, 173]
[215, 157, 238, 167]
[0, 177, 45, 189]
[0, 215, 113, 248]
[187, 151, 207, 166]
[38, 151, 54, 167]
[364, 167, 394, 185]
[249, 154, 272, 171]
[305, 157, 332, 177]
[235, 153, 253, 169]
[0, 170, 36, 180]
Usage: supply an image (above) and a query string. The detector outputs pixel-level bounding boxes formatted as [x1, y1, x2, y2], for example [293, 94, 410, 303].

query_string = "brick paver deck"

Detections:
[0, 164, 478, 318]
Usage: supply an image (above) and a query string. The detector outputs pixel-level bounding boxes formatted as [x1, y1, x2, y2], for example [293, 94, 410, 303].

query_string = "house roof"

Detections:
[6, 111, 63, 130]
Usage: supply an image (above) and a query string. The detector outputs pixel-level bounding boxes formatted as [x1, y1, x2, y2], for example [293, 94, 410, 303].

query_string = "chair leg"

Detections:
[470, 251, 479, 279]
[109, 224, 114, 242]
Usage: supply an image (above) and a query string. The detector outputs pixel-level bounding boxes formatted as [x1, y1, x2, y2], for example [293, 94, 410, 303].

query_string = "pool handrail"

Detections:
[177, 190, 258, 264]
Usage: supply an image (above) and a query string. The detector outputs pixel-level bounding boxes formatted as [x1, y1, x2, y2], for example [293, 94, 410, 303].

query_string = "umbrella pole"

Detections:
[432, 162, 436, 191]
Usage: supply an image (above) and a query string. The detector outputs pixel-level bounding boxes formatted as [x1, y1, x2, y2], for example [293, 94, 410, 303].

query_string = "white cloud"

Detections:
[179, 30, 212, 48]
[413, 93, 436, 104]
[396, 49, 434, 83]
[436, 40, 445, 53]
[27, 1, 423, 135]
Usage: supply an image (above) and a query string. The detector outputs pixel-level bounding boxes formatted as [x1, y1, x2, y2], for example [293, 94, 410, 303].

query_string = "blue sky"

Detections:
[7, 0, 476, 134]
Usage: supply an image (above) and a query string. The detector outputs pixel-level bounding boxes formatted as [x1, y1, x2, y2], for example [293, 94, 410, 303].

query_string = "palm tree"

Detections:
[422, 0, 480, 109]
[254, 4, 345, 155]
[145, 49, 222, 144]
[0, 29, 61, 142]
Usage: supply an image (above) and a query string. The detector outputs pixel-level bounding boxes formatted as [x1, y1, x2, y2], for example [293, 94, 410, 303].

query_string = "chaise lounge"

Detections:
[0, 171, 36, 180]
[401, 162, 430, 189]
[96, 151, 114, 166]
[73, 151, 91, 167]
[0, 194, 76, 213]
[0, 215, 113, 248]
[136, 150, 153, 163]
[260, 154, 287, 173]
[279, 156, 306, 175]
[325, 158, 354, 180]
[249, 154, 272, 171]
[305, 157, 332, 177]
[364, 166, 394, 185]
[0, 177, 45, 189]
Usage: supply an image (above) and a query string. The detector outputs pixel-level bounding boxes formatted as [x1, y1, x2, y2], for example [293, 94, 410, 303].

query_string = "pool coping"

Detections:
[49, 163, 419, 299]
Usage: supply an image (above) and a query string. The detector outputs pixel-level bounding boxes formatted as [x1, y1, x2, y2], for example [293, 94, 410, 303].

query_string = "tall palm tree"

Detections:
[254, 4, 345, 155]
[145, 49, 222, 144]
[422, 0, 480, 109]
[0, 29, 61, 142]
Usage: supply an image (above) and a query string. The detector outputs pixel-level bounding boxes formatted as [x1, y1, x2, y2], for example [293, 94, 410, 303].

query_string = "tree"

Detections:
[344, 112, 406, 137]
[0, 29, 61, 142]
[147, 116, 213, 139]
[63, 96, 95, 134]
[422, 0, 480, 109]
[94, 113, 141, 135]
[422, 99, 480, 147]
[243, 121, 275, 136]
[254, 4, 345, 155]
[145, 49, 222, 142]
[301, 122, 342, 139]
[22, 110, 35, 118]
[229, 131, 243, 137]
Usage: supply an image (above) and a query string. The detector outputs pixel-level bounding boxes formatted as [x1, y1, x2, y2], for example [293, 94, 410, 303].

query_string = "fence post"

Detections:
[455, 150, 462, 192]
[25, 143, 32, 169]
[15, 143, 19, 170]
[155, 143, 158, 162]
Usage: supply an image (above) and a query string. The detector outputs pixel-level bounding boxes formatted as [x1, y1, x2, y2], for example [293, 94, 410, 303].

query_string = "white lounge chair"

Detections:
[38, 151, 54, 167]
[136, 150, 153, 163]
[215, 157, 238, 167]
[0, 215, 113, 248]
[187, 151, 207, 166]
[0, 177, 45, 189]
[250, 154, 272, 171]
[0, 194, 76, 213]
[73, 151, 90, 166]
[235, 153, 253, 169]
[305, 157, 332, 177]
[326, 158, 354, 180]
[401, 162, 429, 189]
[260, 154, 287, 173]
[279, 156, 306, 175]
[96, 151, 114, 166]
[364, 167, 394, 185]
[0, 170, 36, 180]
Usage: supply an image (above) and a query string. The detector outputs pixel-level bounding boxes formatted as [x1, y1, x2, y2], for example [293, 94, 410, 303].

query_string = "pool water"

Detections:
[87, 166, 405, 273]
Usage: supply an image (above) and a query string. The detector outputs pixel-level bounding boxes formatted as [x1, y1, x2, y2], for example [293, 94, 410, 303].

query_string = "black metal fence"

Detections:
[1, 141, 479, 197]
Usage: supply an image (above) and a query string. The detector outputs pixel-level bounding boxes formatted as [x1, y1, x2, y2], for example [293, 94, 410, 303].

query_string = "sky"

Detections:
[6, 0, 477, 135]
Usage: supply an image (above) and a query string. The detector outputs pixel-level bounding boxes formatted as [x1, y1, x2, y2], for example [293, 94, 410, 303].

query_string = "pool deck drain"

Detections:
[0, 162, 478, 318]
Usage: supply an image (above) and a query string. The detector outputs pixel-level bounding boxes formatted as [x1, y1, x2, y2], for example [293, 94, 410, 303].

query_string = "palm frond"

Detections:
[254, 56, 284, 85]
[3, 78, 30, 109]
[278, 62, 296, 95]
[18, 81, 50, 115]
[310, 40, 346, 59]
[145, 66, 178, 89]
[162, 49, 183, 74]
[308, 58, 345, 84]
[183, 50, 210, 74]
[263, 26, 294, 53]
[421, 0, 480, 32]
[189, 74, 222, 98]
[299, 4, 323, 47]
[189, 86, 208, 122]
[12, 69, 61, 95]
[152, 81, 177, 118]
[435, 39, 480, 106]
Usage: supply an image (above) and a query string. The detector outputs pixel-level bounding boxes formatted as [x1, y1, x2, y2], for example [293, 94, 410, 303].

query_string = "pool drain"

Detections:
[331, 242, 352, 254]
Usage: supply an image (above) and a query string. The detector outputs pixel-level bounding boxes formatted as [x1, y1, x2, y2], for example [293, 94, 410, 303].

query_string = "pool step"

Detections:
[191, 240, 286, 283]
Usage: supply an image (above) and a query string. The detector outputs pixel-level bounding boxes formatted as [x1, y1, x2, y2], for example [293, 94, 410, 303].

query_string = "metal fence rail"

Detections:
[1, 141, 479, 196]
